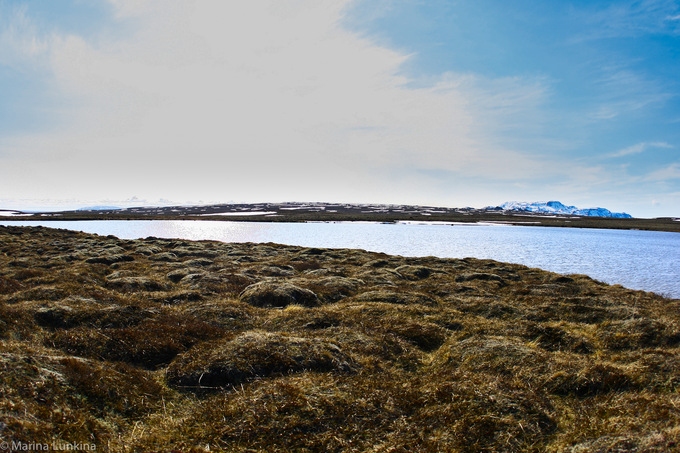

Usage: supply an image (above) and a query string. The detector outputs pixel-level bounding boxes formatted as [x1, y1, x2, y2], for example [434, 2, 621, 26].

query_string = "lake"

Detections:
[2, 220, 679, 298]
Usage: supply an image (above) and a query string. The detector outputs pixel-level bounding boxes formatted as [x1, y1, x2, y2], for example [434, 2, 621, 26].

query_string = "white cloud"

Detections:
[0, 0, 581, 208]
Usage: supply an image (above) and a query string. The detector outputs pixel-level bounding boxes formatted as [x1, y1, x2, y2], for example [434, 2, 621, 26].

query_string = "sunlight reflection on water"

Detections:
[3, 220, 679, 298]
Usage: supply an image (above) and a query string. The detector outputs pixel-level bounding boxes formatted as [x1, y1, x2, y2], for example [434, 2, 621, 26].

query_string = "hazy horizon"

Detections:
[0, 198, 646, 220]
[1, 1, 679, 217]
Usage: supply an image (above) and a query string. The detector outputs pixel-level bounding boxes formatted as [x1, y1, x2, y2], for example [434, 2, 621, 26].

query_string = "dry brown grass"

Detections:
[1, 225, 679, 452]
[166, 330, 356, 392]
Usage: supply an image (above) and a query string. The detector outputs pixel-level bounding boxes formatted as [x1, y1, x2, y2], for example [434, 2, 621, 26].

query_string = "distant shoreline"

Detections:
[1, 202, 679, 233]
[1, 213, 679, 233]
[0, 214, 680, 233]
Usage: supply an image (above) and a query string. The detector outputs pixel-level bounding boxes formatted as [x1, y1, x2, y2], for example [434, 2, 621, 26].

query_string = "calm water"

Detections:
[3, 220, 679, 298]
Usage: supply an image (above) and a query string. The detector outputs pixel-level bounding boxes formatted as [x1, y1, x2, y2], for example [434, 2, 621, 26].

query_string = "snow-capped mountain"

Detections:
[493, 201, 633, 218]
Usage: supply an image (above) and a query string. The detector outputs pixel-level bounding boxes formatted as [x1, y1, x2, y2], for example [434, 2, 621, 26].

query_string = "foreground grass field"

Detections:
[1, 225, 679, 452]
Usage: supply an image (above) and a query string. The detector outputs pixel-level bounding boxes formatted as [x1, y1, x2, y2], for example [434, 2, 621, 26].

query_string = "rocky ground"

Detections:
[1, 225, 679, 452]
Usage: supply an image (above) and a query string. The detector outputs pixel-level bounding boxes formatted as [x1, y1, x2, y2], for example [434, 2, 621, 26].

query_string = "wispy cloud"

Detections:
[575, 0, 680, 40]
[607, 141, 674, 158]
[0, 5, 51, 71]
[643, 163, 680, 181]
[587, 67, 673, 121]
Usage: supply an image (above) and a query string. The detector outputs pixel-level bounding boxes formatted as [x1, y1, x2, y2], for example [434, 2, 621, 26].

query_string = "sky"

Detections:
[0, 0, 679, 217]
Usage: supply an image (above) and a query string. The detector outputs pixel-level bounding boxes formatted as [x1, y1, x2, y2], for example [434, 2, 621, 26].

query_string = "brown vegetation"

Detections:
[1, 225, 679, 451]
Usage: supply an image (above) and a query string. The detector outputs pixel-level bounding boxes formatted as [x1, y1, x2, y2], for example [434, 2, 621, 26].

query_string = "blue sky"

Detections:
[0, 0, 679, 217]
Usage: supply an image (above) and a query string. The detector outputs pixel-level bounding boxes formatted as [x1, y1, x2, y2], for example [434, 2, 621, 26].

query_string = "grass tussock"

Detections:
[166, 330, 356, 391]
[1, 225, 679, 451]
[239, 281, 319, 307]
[47, 314, 228, 368]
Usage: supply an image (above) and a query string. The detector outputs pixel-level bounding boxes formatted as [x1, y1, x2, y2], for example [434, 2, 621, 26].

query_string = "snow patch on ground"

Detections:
[0, 211, 33, 217]
[198, 211, 278, 216]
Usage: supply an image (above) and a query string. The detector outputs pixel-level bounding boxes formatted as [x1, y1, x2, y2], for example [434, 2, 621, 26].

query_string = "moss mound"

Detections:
[239, 281, 319, 307]
[166, 330, 355, 390]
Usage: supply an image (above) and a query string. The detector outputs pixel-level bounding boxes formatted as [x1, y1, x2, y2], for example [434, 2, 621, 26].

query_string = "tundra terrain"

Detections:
[1, 225, 679, 451]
